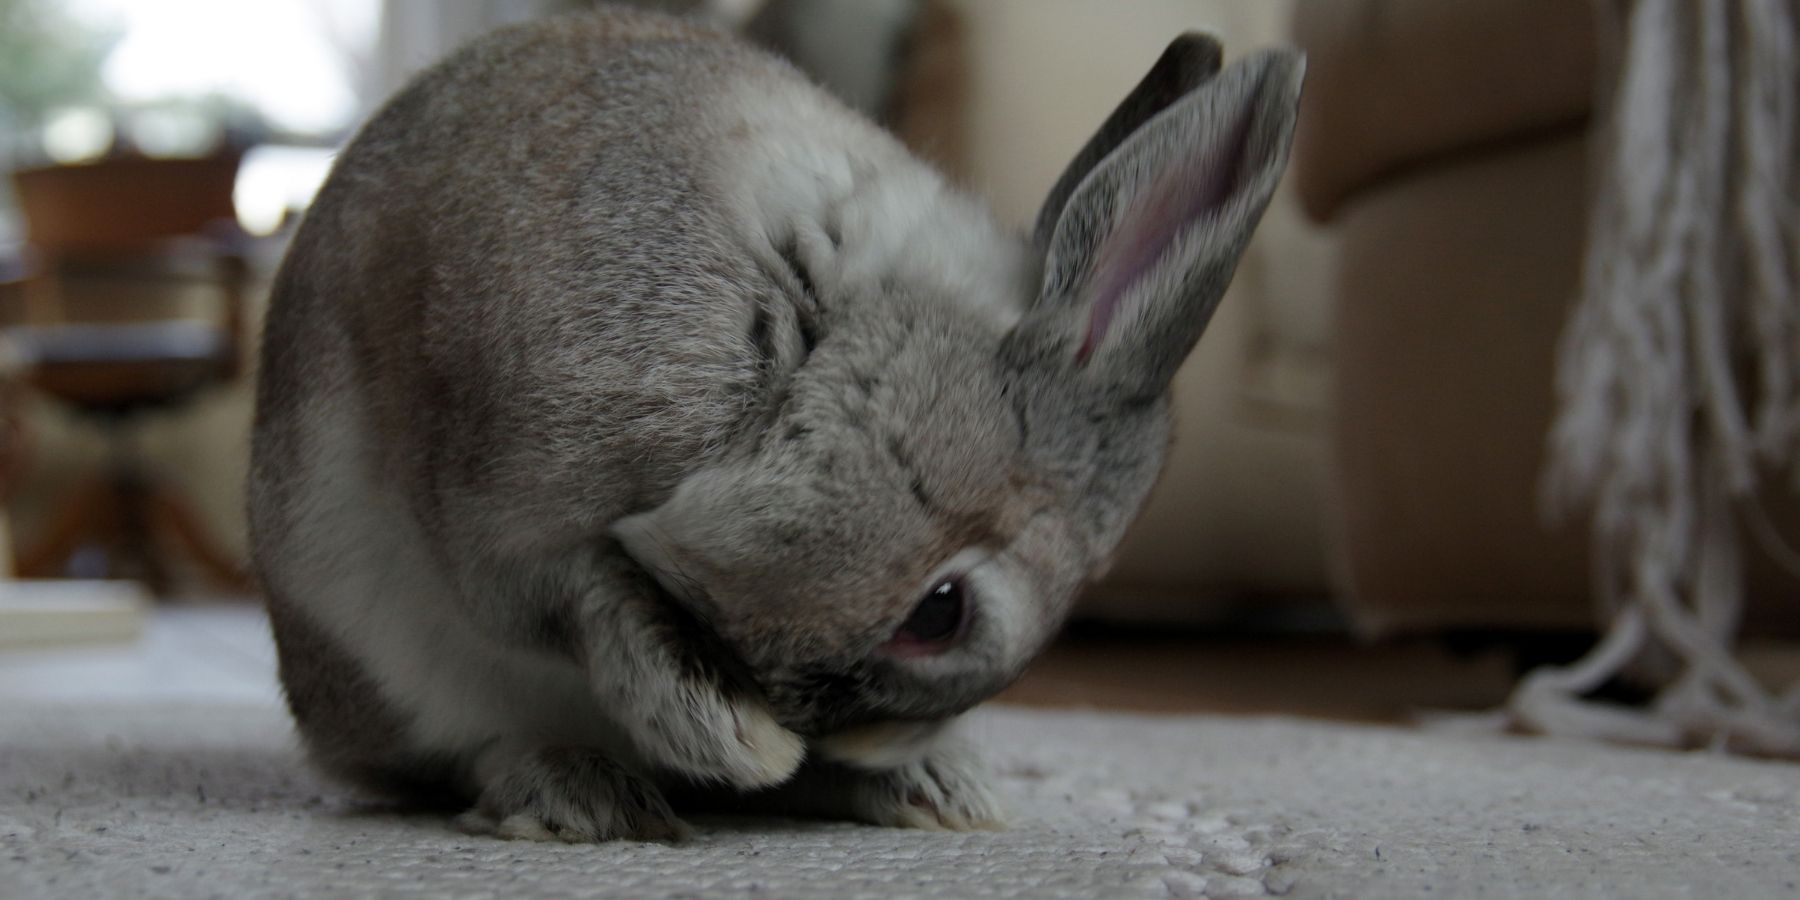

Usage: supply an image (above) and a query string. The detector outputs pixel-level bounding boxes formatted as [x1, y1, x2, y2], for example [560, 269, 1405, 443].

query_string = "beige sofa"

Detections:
[1293, 0, 1800, 639]
[1290, 0, 1601, 633]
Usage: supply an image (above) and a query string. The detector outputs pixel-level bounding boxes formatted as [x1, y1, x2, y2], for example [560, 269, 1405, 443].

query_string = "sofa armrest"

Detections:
[1290, 0, 1598, 222]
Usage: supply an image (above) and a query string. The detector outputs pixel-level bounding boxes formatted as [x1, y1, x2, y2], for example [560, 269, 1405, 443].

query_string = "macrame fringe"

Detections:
[1508, 0, 1800, 756]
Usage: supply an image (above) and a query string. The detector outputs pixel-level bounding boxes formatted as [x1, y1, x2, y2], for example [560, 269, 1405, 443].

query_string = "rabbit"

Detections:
[249, 5, 1303, 843]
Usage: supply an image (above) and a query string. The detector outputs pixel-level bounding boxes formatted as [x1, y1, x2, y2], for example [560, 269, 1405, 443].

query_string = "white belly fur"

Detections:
[268, 385, 634, 765]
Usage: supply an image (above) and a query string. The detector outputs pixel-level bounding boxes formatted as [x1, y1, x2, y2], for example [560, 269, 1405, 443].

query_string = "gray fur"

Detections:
[264, 587, 463, 801]
[677, 734, 1005, 830]
[459, 747, 689, 842]
[251, 6, 1302, 840]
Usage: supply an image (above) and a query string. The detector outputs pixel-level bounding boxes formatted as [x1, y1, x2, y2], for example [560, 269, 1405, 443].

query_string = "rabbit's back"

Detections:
[260, 13, 808, 554]
[248, 10, 844, 792]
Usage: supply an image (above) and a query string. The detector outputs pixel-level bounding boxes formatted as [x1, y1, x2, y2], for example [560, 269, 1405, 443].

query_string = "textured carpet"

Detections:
[5, 696, 1800, 899]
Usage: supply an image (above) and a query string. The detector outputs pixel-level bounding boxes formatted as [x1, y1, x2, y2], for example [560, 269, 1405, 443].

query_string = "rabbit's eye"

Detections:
[893, 577, 967, 647]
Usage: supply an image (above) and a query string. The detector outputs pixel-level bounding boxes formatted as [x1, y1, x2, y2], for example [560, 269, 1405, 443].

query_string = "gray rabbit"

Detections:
[250, 6, 1302, 841]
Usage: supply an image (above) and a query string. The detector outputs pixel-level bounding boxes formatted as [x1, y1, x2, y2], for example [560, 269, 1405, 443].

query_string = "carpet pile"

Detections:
[4, 696, 1798, 898]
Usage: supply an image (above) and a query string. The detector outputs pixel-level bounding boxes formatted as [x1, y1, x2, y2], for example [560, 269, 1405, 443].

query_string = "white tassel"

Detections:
[1512, 0, 1800, 757]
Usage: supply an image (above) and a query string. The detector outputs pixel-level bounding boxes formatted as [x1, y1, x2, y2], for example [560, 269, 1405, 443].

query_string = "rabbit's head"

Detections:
[616, 36, 1303, 745]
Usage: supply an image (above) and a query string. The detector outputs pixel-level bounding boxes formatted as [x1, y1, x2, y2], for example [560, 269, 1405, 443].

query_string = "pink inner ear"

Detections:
[1075, 107, 1254, 365]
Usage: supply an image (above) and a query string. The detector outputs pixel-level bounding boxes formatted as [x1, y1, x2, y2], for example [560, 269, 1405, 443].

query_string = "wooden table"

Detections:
[0, 330, 25, 575]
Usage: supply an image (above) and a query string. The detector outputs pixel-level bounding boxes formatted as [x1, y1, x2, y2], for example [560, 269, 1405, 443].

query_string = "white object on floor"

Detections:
[0, 604, 275, 703]
[3, 610, 1798, 899]
[0, 580, 150, 649]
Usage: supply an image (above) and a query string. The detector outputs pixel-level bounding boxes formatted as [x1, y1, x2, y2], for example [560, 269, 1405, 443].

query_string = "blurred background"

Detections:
[0, 0, 1793, 726]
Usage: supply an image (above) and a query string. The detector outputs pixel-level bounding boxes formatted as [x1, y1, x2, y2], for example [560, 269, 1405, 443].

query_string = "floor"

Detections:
[6, 606, 1800, 899]
[1003, 627, 1518, 722]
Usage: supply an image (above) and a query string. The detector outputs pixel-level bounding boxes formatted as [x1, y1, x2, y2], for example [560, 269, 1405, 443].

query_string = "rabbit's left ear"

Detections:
[1013, 42, 1305, 402]
[1030, 32, 1225, 251]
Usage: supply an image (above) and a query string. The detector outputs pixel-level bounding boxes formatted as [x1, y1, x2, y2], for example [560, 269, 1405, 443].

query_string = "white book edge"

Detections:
[0, 580, 151, 649]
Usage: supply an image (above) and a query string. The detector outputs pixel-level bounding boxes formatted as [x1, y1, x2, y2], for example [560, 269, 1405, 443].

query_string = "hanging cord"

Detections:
[1510, 0, 1800, 757]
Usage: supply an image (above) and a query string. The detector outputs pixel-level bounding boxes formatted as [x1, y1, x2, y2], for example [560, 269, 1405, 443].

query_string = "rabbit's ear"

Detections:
[1030, 32, 1225, 251]
[1016, 44, 1304, 400]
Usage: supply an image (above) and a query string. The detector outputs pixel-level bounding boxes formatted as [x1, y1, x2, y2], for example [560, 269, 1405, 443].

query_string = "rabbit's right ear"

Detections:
[1030, 32, 1225, 251]
[1012, 39, 1304, 403]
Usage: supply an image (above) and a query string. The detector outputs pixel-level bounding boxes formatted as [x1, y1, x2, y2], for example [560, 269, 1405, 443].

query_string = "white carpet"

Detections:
[3, 612, 1799, 899]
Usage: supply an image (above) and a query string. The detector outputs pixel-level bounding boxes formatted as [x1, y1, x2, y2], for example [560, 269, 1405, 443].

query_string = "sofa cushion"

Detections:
[1329, 133, 1593, 633]
[1290, 0, 1598, 221]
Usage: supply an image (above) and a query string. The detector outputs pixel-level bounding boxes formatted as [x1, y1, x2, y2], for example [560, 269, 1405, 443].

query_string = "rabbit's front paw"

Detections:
[459, 747, 688, 843]
[853, 745, 1007, 831]
[640, 686, 805, 791]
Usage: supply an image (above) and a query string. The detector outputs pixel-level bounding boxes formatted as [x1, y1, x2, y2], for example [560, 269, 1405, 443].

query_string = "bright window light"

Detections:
[233, 144, 337, 236]
[66, 0, 379, 136]
[42, 107, 115, 164]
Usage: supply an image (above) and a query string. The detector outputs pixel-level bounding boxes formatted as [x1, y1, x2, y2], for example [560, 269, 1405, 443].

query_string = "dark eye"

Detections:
[894, 578, 967, 646]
